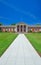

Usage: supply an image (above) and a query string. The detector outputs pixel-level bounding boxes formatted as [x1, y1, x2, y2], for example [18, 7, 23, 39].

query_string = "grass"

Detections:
[25, 33, 41, 56]
[0, 32, 18, 57]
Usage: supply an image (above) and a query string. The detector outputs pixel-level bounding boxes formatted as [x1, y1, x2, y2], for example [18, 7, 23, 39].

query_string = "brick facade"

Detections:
[0, 22, 41, 33]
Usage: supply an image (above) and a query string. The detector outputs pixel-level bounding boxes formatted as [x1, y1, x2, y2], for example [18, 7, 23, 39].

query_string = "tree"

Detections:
[36, 24, 41, 26]
[11, 24, 16, 25]
[0, 23, 2, 26]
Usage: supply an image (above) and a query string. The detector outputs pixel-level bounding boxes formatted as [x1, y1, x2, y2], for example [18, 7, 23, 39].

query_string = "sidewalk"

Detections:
[0, 34, 41, 65]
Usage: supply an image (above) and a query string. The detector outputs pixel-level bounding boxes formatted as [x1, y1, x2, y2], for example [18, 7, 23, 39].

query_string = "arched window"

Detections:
[24, 25, 26, 32]
[17, 25, 19, 28]
[24, 25, 26, 28]
[21, 25, 23, 32]
[17, 25, 19, 32]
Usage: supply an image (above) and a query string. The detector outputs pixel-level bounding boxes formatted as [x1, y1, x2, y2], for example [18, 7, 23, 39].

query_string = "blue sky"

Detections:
[0, 0, 41, 25]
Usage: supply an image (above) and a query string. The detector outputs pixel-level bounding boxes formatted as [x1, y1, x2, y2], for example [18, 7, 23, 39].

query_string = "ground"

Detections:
[0, 32, 18, 57]
[0, 32, 41, 57]
[25, 33, 41, 56]
[0, 34, 41, 65]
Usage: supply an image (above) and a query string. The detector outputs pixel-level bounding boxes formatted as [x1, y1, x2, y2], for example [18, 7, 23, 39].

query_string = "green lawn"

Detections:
[0, 32, 18, 57]
[25, 33, 41, 56]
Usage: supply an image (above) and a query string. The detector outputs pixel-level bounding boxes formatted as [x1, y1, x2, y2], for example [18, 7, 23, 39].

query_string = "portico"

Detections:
[17, 25, 27, 33]
[17, 23, 27, 33]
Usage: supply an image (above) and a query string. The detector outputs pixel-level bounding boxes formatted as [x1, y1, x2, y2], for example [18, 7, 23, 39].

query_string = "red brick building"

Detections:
[0, 22, 41, 33]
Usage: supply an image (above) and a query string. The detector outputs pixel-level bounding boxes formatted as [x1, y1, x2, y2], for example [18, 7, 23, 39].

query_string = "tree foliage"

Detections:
[0, 23, 2, 26]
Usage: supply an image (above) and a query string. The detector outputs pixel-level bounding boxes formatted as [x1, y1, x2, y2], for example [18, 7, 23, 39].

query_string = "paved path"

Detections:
[0, 34, 41, 65]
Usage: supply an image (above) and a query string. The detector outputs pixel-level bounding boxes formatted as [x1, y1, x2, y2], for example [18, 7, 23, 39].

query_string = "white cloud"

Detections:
[0, 0, 37, 19]
[0, 16, 9, 20]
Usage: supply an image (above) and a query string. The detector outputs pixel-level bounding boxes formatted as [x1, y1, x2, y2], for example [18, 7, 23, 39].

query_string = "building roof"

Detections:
[28, 25, 41, 27]
[0, 25, 16, 27]
[16, 22, 29, 26]
[0, 22, 41, 27]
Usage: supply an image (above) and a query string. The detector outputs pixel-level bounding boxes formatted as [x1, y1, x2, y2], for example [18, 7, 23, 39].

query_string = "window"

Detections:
[21, 25, 22, 32]
[21, 25, 22, 28]
[24, 25, 26, 32]
[17, 25, 19, 32]
[17, 25, 19, 28]
[0, 27, 1, 30]
[0, 27, 2, 32]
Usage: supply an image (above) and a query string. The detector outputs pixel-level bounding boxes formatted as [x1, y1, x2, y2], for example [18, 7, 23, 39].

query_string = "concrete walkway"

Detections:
[0, 34, 41, 65]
